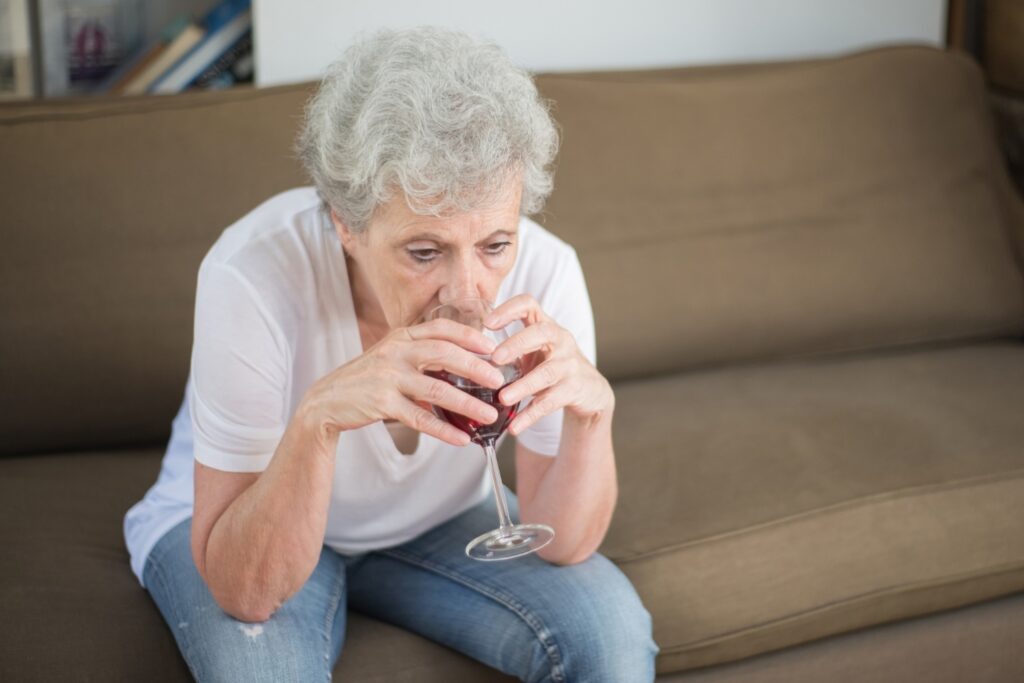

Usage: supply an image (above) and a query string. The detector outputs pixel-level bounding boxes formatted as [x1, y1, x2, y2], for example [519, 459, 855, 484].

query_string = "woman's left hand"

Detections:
[486, 294, 614, 435]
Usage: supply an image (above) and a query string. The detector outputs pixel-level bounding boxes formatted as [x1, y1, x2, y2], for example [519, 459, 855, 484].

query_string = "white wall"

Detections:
[253, 0, 947, 87]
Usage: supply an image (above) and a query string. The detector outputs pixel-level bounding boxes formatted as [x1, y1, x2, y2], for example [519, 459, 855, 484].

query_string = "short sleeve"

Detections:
[514, 249, 597, 457]
[189, 261, 290, 472]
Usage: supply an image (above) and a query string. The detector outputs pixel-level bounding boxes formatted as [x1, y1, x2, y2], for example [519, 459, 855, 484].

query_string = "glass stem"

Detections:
[482, 441, 514, 532]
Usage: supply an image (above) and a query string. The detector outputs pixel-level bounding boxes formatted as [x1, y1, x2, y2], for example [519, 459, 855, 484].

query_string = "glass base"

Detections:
[465, 523, 555, 561]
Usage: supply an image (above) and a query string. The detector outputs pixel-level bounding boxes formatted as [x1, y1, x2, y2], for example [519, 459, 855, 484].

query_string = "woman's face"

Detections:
[332, 181, 522, 330]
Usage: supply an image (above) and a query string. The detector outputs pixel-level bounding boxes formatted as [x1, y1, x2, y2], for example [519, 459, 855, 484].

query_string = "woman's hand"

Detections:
[303, 319, 507, 446]
[486, 295, 614, 435]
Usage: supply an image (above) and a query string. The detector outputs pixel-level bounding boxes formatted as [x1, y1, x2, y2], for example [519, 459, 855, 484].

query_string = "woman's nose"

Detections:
[440, 261, 483, 303]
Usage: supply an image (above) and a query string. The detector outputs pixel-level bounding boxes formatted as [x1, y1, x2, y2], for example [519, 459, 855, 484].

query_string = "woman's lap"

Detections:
[350, 492, 658, 682]
[144, 490, 657, 682]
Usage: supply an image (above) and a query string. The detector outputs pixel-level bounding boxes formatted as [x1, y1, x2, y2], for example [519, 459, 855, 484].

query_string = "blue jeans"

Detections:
[143, 488, 659, 682]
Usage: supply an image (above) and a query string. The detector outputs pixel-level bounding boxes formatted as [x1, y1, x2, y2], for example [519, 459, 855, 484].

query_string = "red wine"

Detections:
[427, 370, 520, 445]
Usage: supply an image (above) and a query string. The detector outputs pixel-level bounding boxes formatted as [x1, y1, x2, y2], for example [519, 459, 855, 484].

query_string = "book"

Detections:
[121, 21, 203, 95]
[192, 29, 252, 90]
[195, 0, 250, 34]
[148, 7, 250, 94]
[105, 39, 170, 93]
[199, 51, 253, 90]
[92, 14, 190, 94]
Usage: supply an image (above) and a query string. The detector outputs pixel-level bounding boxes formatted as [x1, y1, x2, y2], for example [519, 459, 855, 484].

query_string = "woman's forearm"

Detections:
[521, 409, 618, 565]
[203, 400, 338, 622]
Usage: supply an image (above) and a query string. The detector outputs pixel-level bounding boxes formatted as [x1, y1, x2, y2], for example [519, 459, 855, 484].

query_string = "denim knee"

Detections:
[187, 614, 334, 683]
[523, 555, 658, 683]
[142, 519, 345, 683]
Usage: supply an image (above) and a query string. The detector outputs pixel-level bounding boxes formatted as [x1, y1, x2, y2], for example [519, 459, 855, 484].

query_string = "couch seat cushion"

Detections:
[603, 340, 1024, 673]
[0, 450, 512, 682]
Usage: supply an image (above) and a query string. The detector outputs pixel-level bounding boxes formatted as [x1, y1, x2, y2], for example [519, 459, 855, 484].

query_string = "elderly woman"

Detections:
[125, 26, 657, 682]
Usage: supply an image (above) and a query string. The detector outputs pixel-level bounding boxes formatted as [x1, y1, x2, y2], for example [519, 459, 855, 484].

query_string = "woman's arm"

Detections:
[193, 402, 336, 623]
[193, 319, 504, 623]
[516, 406, 617, 565]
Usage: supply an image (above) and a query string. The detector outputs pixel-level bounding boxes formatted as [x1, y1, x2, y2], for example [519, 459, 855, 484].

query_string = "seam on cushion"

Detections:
[0, 84, 312, 126]
[612, 465, 1024, 563]
[536, 45, 957, 86]
[656, 559, 1024, 655]
[603, 315, 1024, 387]
[379, 548, 567, 683]
[608, 336, 1024, 389]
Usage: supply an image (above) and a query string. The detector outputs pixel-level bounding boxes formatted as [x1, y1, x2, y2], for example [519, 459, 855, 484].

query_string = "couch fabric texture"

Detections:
[2, 46, 1023, 680]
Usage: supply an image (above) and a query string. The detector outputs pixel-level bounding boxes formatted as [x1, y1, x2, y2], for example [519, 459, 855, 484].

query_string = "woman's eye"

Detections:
[409, 249, 440, 263]
[485, 241, 512, 255]
[408, 243, 510, 263]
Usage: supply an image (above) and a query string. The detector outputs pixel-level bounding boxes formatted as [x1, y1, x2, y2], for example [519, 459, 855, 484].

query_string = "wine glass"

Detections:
[425, 297, 555, 561]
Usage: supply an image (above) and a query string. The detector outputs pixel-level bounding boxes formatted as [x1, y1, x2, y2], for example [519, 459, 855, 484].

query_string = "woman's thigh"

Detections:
[143, 517, 349, 683]
[346, 491, 659, 683]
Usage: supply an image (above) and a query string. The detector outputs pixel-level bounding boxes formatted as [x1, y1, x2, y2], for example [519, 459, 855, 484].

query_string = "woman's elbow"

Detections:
[198, 564, 277, 623]
[211, 586, 277, 623]
[537, 542, 598, 566]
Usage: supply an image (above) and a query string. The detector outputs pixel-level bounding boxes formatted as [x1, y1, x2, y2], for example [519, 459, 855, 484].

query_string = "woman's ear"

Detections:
[330, 209, 358, 254]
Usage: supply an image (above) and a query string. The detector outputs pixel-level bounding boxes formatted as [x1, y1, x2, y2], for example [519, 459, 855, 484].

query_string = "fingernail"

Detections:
[485, 315, 499, 327]
[491, 349, 506, 364]
[483, 338, 497, 353]
[486, 408, 498, 423]
[501, 390, 516, 404]
[491, 371, 505, 387]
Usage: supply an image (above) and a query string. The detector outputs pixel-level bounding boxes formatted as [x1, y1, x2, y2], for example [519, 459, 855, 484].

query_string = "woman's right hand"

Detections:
[301, 318, 507, 446]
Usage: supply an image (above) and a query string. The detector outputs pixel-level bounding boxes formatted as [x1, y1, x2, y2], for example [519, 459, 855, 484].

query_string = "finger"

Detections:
[400, 372, 500, 426]
[410, 340, 506, 389]
[485, 294, 549, 330]
[393, 396, 471, 446]
[491, 322, 564, 366]
[507, 387, 567, 436]
[498, 359, 564, 407]
[406, 318, 496, 355]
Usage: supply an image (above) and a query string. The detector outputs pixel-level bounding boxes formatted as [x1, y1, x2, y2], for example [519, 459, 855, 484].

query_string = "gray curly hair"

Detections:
[295, 26, 560, 233]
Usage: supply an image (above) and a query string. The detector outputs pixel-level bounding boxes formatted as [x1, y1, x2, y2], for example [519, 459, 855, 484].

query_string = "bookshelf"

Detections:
[0, 0, 254, 100]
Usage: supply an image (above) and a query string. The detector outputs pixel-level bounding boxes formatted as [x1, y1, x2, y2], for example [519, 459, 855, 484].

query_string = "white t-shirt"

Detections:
[123, 187, 596, 587]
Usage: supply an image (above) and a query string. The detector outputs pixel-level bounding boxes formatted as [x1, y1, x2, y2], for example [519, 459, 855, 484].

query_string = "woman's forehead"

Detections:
[377, 195, 520, 243]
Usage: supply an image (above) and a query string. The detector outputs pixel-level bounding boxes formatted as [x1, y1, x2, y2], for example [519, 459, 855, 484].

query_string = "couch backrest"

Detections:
[2, 46, 1023, 455]
[534, 46, 1024, 380]
[0, 85, 315, 455]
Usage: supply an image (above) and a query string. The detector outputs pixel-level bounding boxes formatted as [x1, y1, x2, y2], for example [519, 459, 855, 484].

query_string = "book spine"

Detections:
[147, 10, 250, 94]
[191, 30, 252, 90]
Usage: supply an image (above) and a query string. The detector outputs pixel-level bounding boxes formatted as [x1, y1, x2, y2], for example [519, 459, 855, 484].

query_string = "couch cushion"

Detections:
[0, 450, 191, 680]
[0, 84, 315, 455]
[0, 449, 513, 682]
[656, 591, 1024, 683]
[6, 47, 1024, 455]
[600, 340, 1024, 672]
[534, 47, 1024, 380]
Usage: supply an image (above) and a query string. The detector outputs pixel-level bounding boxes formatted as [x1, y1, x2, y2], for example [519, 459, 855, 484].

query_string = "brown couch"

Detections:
[2, 45, 1024, 682]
